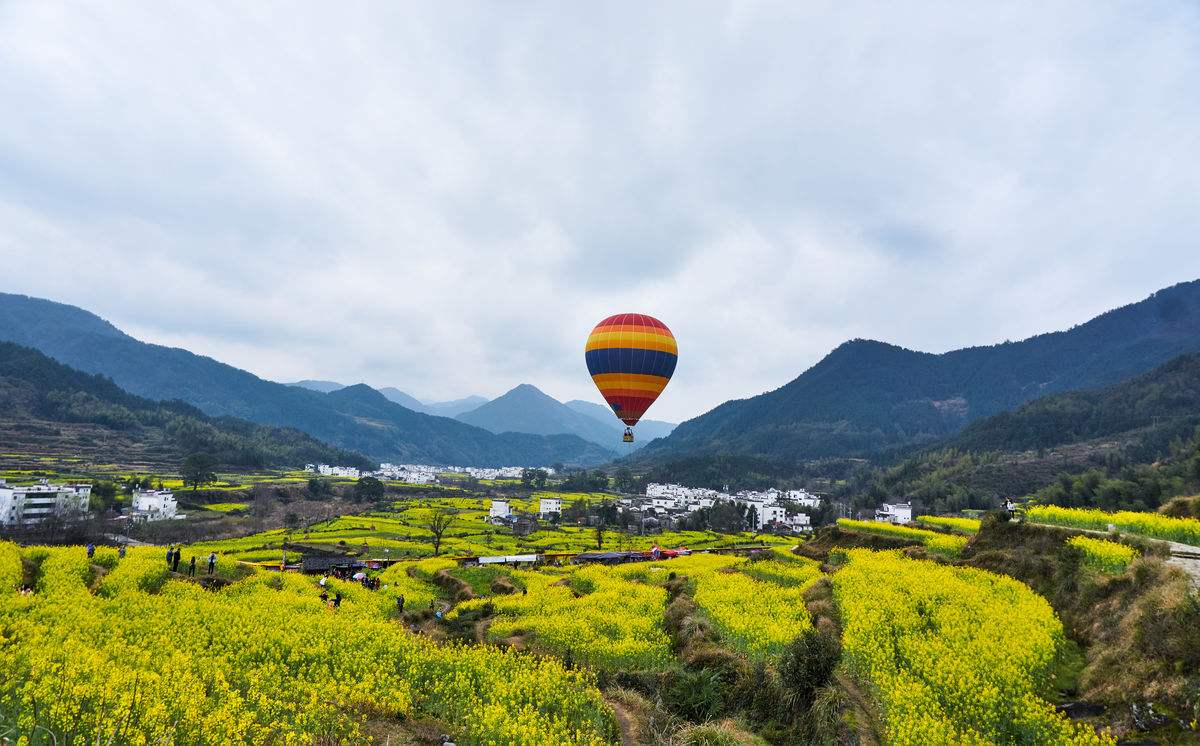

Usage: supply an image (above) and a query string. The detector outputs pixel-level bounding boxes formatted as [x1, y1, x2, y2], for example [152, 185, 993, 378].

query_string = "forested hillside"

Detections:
[637, 280, 1200, 467]
[849, 353, 1200, 514]
[0, 342, 374, 469]
[0, 294, 612, 467]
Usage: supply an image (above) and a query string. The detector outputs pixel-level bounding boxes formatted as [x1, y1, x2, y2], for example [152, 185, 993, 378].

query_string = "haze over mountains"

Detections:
[287, 380, 487, 418]
[6, 280, 1200, 478]
[635, 280, 1200, 468]
[0, 341, 372, 470]
[290, 379, 678, 450]
[0, 293, 613, 467]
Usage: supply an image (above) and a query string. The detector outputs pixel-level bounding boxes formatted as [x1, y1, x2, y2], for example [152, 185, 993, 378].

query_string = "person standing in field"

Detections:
[166, 545, 173, 567]
[188, 556, 196, 577]
[172, 549, 181, 573]
[118, 545, 126, 559]
[396, 594, 405, 614]
[86, 543, 95, 559]
[207, 552, 216, 575]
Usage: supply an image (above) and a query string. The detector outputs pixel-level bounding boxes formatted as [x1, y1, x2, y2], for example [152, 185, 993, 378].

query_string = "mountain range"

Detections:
[291, 379, 678, 450]
[287, 380, 487, 418]
[635, 280, 1200, 468]
[0, 341, 373, 470]
[0, 293, 613, 467]
[852, 350, 1200, 514]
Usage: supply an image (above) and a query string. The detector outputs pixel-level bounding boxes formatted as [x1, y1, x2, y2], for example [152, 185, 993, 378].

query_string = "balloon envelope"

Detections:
[584, 313, 677, 427]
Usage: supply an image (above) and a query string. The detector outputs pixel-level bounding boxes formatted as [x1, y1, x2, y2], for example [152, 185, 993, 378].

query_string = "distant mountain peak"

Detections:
[286, 379, 345, 394]
[0, 293, 616, 467]
[503, 383, 551, 398]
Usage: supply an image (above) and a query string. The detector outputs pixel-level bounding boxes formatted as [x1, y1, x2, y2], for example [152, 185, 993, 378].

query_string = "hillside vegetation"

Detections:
[0, 341, 373, 470]
[847, 353, 1200, 514]
[0, 293, 613, 467]
[637, 280, 1200, 468]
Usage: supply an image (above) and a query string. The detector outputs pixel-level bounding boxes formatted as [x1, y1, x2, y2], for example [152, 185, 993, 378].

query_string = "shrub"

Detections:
[778, 628, 841, 712]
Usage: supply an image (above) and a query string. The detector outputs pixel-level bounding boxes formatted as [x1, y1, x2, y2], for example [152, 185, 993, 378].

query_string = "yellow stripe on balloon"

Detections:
[590, 373, 669, 393]
[584, 331, 678, 354]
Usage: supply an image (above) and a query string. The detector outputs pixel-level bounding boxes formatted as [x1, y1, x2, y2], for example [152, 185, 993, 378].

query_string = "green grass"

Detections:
[203, 502, 249, 513]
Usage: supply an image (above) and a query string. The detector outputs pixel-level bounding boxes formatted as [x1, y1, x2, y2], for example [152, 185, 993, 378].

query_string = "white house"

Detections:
[875, 502, 912, 524]
[0, 479, 92, 526]
[539, 497, 562, 516]
[130, 489, 180, 522]
[758, 504, 789, 530]
[786, 489, 822, 509]
[489, 499, 511, 520]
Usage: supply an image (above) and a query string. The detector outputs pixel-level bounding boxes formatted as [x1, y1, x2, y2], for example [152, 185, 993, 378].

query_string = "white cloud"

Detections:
[2, 2, 1199, 423]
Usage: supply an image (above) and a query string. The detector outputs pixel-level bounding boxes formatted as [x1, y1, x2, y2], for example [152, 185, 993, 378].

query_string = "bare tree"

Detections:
[428, 508, 456, 557]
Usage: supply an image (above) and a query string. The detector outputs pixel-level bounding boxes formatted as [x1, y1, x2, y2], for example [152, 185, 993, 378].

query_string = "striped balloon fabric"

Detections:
[584, 313, 677, 426]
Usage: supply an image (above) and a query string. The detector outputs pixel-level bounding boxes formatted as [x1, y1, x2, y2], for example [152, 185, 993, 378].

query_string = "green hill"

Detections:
[637, 279, 1200, 468]
[851, 353, 1200, 514]
[0, 341, 373, 470]
[0, 294, 612, 467]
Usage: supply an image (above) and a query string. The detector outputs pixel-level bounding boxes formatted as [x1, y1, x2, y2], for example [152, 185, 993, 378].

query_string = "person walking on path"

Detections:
[118, 545, 126, 559]
[172, 549, 181, 573]
[207, 552, 217, 575]
[188, 556, 196, 577]
[166, 546, 174, 567]
[396, 594, 405, 614]
[86, 543, 95, 559]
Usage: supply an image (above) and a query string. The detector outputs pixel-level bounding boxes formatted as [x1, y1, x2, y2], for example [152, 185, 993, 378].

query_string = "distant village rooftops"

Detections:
[641, 482, 820, 532]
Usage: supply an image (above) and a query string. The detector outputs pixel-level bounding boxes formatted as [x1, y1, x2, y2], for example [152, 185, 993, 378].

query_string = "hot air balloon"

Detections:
[584, 313, 677, 443]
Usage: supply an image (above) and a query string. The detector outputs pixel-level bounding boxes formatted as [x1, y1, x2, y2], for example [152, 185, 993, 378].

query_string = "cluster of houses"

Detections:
[485, 496, 562, 535]
[638, 483, 821, 532]
[482, 485, 822, 535]
[373, 463, 440, 484]
[444, 465, 557, 480]
[307, 463, 560, 484]
[0, 479, 182, 526]
[305, 464, 363, 478]
[0, 478, 92, 526]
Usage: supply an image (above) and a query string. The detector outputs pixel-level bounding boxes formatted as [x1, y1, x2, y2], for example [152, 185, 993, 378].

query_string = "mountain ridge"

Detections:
[636, 279, 1200, 466]
[0, 340, 374, 470]
[456, 384, 622, 448]
[0, 293, 612, 467]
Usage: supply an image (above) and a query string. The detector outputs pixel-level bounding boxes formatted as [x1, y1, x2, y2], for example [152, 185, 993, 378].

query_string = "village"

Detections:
[305, 462, 559, 484]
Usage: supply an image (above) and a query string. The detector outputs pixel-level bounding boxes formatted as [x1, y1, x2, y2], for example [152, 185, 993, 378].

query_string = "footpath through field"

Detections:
[1026, 521, 1200, 588]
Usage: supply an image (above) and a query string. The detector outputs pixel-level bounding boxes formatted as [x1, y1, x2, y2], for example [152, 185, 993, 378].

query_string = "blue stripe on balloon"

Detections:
[585, 348, 678, 378]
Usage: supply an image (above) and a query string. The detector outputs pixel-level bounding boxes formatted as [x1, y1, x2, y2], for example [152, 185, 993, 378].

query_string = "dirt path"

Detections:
[604, 698, 638, 746]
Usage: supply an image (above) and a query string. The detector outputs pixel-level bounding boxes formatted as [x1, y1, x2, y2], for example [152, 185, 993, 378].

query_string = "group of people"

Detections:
[85, 543, 128, 560]
[166, 546, 216, 577]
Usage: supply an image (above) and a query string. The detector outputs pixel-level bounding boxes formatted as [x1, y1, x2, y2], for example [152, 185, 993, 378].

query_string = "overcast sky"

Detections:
[2, 3, 1199, 423]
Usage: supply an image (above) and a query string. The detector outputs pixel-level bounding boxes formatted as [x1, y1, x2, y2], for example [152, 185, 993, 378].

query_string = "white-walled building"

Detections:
[539, 497, 562, 516]
[786, 489, 822, 509]
[875, 502, 913, 524]
[489, 499, 511, 520]
[130, 489, 180, 522]
[375, 463, 438, 484]
[306, 464, 362, 478]
[643, 482, 822, 533]
[0, 479, 92, 526]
